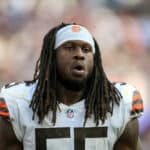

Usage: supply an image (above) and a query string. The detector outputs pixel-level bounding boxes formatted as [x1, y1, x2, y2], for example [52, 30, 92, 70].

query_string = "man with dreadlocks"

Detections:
[0, 23, 143, 150]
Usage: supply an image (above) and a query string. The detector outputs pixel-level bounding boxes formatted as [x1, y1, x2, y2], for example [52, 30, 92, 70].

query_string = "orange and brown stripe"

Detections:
[131, 91, 143, 115]
[0, 97, 10, 119]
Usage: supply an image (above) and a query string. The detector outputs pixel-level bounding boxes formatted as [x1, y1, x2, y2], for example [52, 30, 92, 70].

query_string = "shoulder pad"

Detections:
[114, 82, 144, 118]
[114, 82, 135, 97]
[0, 81, 36, 100]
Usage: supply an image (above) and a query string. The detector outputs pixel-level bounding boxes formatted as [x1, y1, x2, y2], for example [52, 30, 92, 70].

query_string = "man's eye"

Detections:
[63, 45, 74, 50]
[82, 47, 92, 52]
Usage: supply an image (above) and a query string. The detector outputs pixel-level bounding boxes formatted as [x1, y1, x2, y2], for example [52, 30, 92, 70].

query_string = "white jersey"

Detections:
[0, 81, 143, 150]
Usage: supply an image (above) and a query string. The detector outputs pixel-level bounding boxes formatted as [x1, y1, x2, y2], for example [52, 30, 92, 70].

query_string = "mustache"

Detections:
[71, 61, 85, 70]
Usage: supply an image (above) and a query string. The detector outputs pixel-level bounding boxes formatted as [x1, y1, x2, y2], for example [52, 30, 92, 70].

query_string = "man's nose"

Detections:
[73, 47, 85, 60]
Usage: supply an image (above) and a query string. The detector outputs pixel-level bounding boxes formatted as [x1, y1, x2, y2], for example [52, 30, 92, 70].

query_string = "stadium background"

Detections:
[0, 0, 150, 148]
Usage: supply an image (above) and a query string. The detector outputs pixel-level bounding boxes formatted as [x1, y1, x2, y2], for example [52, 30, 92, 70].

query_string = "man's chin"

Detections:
[58, 77, 87, 92]
[68, 80, 86, 91]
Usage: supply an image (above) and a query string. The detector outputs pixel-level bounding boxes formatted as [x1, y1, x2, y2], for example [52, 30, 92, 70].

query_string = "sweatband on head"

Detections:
[54, 24, 95, 53]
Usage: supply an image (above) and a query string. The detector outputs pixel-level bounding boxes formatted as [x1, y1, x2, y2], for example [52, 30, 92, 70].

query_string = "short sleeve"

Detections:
[0, 84, 25, 141]
[115, 82, 144, 120]
[112, 82, 144, 138]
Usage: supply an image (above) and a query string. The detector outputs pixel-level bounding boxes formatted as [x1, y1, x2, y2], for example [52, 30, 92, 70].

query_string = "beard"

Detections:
[56, 69, 93, 92]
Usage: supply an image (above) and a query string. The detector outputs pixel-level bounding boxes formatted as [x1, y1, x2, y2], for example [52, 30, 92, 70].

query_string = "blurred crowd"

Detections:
[0, 0, 150, 148]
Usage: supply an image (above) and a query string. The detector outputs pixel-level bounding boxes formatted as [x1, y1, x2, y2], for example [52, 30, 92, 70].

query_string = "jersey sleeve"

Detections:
[114, 82, 144, 137]
[0, 82, 28, 141]
[0, 81, 36, 142]
[116, 82, 144, 119]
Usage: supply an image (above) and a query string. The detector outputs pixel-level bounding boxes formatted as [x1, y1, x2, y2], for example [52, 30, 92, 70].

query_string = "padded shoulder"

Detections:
[114, 82, 144, 119]
[0, 81, 36, 101]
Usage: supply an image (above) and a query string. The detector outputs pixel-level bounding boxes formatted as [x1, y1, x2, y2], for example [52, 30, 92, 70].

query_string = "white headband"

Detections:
[54, 24, 95, 53]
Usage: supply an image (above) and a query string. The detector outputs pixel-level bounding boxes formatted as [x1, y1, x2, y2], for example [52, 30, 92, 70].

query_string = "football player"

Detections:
[0, 23, 143, 150]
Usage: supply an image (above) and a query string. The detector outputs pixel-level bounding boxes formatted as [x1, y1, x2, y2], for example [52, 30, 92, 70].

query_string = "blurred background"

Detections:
[0, 0, 150, 148]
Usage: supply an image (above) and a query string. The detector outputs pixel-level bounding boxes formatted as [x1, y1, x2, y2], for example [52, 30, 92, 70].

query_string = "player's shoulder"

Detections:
[113, 82, 136, 93]
[0, 81, 36, 101]
[0, 81, 36, 120]
[113, 82, 142, 103]
[113, 82, 142, 101]
[113, 82, 143, 117]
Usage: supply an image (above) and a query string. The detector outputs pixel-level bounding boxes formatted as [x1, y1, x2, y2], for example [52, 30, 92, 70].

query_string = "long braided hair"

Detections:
[30, 23, 122, 126]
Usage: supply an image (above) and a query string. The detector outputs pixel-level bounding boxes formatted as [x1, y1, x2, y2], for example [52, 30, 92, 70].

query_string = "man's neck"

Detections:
[57, 84, 85, 106]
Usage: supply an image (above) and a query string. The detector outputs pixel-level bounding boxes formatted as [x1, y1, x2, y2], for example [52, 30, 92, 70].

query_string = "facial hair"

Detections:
[56, 72, 88, 91]
[56, 64, 94, 91]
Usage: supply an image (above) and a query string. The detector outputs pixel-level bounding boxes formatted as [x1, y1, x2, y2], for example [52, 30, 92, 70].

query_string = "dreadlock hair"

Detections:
[30, 22, 122, 126]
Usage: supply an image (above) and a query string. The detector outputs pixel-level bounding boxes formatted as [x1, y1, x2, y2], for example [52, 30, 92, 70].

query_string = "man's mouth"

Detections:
[72, 64, 85, 76]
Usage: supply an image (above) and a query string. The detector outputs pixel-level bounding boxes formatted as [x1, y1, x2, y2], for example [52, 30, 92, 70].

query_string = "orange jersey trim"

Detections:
[0, 102, 7, 108]
[132, 103, 144, 111]
[0, 111, 10, 117]
[0, 98, 10, 119]
[133, 94, 142, 101]
[132, 90, 143, 111]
